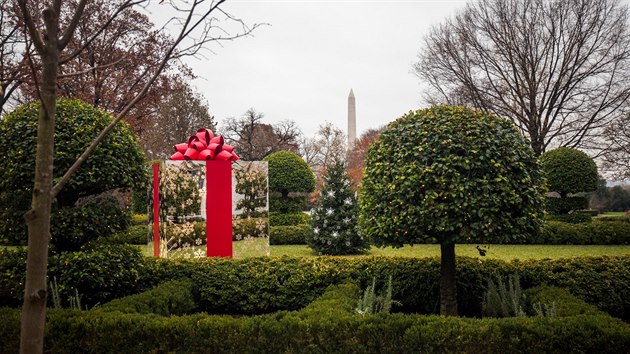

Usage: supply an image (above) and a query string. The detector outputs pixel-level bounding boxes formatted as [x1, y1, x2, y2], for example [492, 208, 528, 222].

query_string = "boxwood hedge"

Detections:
[0, 283, 628, 353]
[1, 246, 628, 319]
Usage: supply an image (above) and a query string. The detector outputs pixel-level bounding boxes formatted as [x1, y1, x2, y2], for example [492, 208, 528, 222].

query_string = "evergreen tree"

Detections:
[308, 160, 369, 255]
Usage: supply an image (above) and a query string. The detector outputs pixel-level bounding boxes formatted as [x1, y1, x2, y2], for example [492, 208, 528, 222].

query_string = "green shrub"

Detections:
[269, 195, 307, 214]
[264, 151, 315, 213]
[48, 243, 146, 307]
[269, 225, 310, 245]
[539, 147, 598, 198]
[537, 220, 630, 245]
[98, 279, 196, 316]
[545, 211, 592, 224]
[0, 99, 146, 245]
[112, 224, 149, 245]
[269, 212, 310, 226]
[51, 197, 131, 251]
[545, 196, 589, 214]
[597, 215, 630, 222]
[0, 247, 26, 307]
[525, 286, 603, 317]
[131, 213, 148, 226]
[233, 217, 268, 240]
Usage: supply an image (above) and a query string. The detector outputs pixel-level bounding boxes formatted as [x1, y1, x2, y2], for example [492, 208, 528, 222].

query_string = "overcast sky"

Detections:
[166, 0, 468, 139]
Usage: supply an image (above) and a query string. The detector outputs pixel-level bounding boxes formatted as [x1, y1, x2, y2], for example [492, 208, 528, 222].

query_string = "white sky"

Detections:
[163, 0, 468, 138]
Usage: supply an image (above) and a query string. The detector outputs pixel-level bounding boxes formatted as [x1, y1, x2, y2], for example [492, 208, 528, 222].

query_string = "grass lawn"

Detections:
[594, 212, 627, 218]
[5, 243, 630, 261]
[270, 244, 630, 261]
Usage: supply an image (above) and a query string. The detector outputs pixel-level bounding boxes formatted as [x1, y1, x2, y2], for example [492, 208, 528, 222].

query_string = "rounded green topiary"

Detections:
[0, 99, 147, 245]
[359, 105, 546, 246]
[360, 105, 546, 315]
[264, 151, 315, 196]
[263, 151, 315, 213]
[539, 147, 598, 197]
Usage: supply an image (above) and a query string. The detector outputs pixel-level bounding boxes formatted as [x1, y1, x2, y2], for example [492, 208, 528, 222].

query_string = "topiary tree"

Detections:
[539, 147, 598, 215]
[0, 99, 147, 247]
[263, 151, 315, 213]
[308, 160, 369, 255]
[359, 105, 545, 316]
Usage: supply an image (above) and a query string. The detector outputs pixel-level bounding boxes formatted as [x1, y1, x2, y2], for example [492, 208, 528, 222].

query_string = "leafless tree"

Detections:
[415, 0, 630, 156]
[221, 108, 301, 160]
[601, 119, 630, 179]
[14, 1, 259, 352]
[143, 80, 216, 159]
[299, 121, 346, 192]
[0, 0, 31, 114]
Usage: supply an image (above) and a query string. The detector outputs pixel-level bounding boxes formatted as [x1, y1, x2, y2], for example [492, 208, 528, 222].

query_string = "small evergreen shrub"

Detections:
[264, 151, 315, 213]
[545, 211, 592, 224]
[50, 196, 131, 251]
[113, 224, 149, 244]
[269, 212, 310, 226]
[233, 217, 268, 240]
[525, 286, 603, 317]
[48, 243, 146, 307]
[545, 196, 589, 214]
[539, 147, 598, 198]
[269, 225, 310, 245]
[98, 279, 196, 316]
[0, 99, 146, 245]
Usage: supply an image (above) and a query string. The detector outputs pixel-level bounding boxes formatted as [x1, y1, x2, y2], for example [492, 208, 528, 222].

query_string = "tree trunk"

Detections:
[439, 242, 458, 316]
[19, 10, 60, 354]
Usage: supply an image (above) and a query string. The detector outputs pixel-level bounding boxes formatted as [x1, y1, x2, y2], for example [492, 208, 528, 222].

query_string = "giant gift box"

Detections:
[152, 128, 238, 257]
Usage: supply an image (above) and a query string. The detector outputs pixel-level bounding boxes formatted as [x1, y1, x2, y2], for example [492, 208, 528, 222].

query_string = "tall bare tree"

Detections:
[221, 108, 301, 160]
[143, 80, 216, 159]
[299, 121, 346, 194]
[8, 1, 188, 132]
[15, 1, 258, 352]
[0, 0, 31, 114]
[415, 0, 630, 156]
[602, 119, 630, 178]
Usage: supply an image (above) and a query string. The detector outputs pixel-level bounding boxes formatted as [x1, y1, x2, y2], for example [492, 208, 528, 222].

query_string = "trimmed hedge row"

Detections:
[533, 220, 630, 244]
[97, 279, 195, 316]
[546, 196, 589, 214]
[524, 286, 604, 317]
[545, 212, 592, 224]
[1, 247, 629, 319]
[269, 225, 310, 245]
[140, 255, 630, 319]
[267, 220, 630, 245]
[1, 283, 628, 353]
[269, 212, 310, 226]
[0, 244, 145, 308]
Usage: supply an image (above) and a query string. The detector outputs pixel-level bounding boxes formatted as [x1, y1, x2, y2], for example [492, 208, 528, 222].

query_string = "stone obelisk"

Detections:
[348, 89, 356, 151]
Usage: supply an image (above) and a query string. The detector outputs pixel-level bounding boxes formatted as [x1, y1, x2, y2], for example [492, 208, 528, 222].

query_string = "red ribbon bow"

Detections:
[169, 128, 239, 161]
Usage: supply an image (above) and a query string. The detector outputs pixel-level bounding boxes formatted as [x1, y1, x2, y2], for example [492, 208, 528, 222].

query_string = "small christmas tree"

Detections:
[308, 160, 369, 255]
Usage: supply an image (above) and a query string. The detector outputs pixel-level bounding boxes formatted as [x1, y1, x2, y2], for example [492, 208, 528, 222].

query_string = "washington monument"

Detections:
[348, 89, 356, 151]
